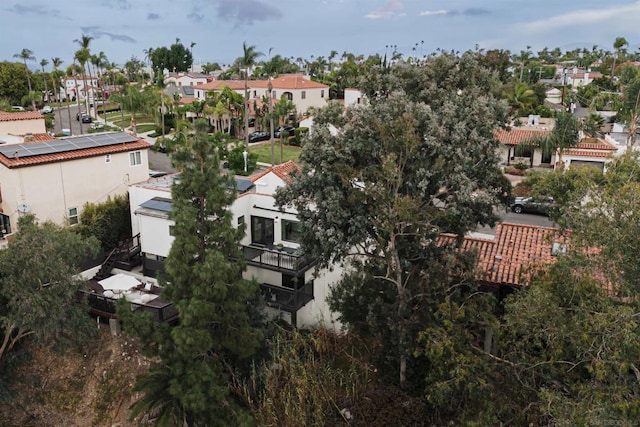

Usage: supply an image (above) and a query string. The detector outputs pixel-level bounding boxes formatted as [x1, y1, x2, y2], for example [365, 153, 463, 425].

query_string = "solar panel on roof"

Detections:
[140, 197, 173, 213]
[0, 132, 140, 159]
[235, 177, 254, 193]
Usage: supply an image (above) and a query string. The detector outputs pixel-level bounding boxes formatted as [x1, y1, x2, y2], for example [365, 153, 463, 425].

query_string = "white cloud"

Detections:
[518, 1, 640, 32]
[364, 1, 404, 20]
[419, 10, 448, 17]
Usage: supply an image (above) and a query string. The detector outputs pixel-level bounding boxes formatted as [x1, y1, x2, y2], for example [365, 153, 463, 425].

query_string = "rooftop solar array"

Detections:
[235, 177, 254, 193]
[140, 197, 173, 213]
[0, 132, 138, 159]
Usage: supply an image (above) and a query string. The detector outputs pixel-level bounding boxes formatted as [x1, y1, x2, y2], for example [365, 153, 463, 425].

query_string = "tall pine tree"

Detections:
[127, 121, 263, 425]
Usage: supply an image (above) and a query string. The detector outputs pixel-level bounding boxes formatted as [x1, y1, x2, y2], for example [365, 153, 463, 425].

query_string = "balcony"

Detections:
[242, 244, 314, 274]
[260, 280, 314, 312]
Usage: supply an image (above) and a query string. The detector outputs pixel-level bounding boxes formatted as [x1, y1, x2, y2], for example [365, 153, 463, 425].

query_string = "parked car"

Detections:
[76, 111, 86, 121]
[274, 126, 295, 138]
[249, 131, 270, 143]
[41, 105, 53, 114]
[81, 114, 92, 123]
[11, 106, 25, 111]
[510, 196, 557, 215]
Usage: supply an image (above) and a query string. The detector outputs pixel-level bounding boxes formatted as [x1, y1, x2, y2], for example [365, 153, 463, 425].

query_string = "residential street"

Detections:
[51, 104, 95, 136]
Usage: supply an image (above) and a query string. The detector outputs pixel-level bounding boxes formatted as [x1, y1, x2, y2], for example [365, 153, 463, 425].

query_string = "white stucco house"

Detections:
[495, 120, 619, 170]
[164, 72, 211, 88]
[128, 161, 343, 330]
[61, 75, 100, 101]
[344, 88, 367, 108]
[0, 131, 151, 236]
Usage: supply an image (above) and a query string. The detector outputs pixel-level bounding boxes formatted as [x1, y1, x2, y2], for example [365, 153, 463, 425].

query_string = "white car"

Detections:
[41, 106, 53, 114]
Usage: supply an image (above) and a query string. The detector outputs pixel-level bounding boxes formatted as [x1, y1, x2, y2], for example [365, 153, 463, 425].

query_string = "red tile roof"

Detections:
[253, 74, 329, 90]
[0, 134, 151, 169]
[0, 111, 44, 122]
[563, 150, 613, 158]
[494, 128, 551, 146]
[194, 74, 329, 92]
[439, 223, 569, 287]
[575, 137, 617, 151]
[250, 160, 301, 183]
[22, 133, 55, 143]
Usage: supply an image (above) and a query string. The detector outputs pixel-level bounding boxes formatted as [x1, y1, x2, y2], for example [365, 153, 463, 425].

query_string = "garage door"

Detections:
[570, 160, 605, 170]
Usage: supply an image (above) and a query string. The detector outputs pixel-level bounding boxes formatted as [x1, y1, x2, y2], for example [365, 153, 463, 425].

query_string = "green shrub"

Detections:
[293, 127, 309, 145]
[96, 103, 120, 114]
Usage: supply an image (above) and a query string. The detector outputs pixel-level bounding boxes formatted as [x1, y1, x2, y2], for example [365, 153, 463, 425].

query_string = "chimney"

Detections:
[24, 133, 34, 143]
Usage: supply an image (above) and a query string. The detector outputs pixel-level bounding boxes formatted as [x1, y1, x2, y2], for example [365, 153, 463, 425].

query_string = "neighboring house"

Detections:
[344, 88, 367, 108]
[129, 160, 343, 329]
[562, 137, 619, 170]
[193, 74, 329, 116]
[441, 222, 569, 296]
[0, 111, 52, 145]
[494, 126, 553, 167]
[164, 72, 211, 87]
[0, 131, 151, 235]
[565, 71, 603, 88]
[61, 75, 99, 101]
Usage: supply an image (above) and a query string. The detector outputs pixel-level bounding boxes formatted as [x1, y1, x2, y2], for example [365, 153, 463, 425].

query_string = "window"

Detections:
[272, 90, 276, 98]
[301, 91, 306, 99]
[68, 207, 79, 225]
[253, 90, 257, 97]
[281, 219, 301, 243]
[129, 151, 141, 166]
[251, 216, 274, 246]
[105, 154, 111, 163]
[238, 215, 245, 227]
[321, 90, 324, 98]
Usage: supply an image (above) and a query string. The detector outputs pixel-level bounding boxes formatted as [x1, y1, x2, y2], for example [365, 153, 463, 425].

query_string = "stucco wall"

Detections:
[0, 149, 149, 231]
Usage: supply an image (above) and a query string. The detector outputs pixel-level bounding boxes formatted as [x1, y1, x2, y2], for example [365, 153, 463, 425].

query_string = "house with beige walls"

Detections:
[0, 111, 46, 137]
[193, 74, 329, 117]
[128, 161, 343, 330]
[0, 132, 151, 236]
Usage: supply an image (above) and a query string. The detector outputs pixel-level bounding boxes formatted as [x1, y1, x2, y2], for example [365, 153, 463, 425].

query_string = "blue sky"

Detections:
[3, 0, 640, 71]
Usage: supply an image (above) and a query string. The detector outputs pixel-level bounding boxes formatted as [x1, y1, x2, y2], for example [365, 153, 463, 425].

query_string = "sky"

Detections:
[3, 0, 640, 71]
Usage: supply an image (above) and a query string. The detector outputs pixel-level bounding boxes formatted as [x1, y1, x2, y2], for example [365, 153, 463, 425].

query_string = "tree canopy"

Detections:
[276, 52, 510, 388]
[123, 120, 263, 425]
[0, 215, 99, 363]
[150, 40, 193, 74]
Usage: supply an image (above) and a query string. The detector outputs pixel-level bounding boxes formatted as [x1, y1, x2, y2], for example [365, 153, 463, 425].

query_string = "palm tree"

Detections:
[240, 42, 263, 149]
[74, 34, 94, 113]
[190, 42, 196, 73]
[52, 57, 71, 135]
[274, 97, 296, 162]
[518, 112, 581, 169]
[74, 49, 92, 116]
[505, 82, 537, 117]
[13, 48, 36, 110]
[611, 36, 629, 80]
[40, 58, 49, 105]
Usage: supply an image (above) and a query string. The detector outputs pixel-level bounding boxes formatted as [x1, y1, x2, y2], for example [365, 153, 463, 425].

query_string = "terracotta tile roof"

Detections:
[0, 134, 151, 169]
[438, 223, 569, 287]
[252, 74, 329, 90]
[22, 133, 55, 143]
[563, 150, 613, 158]
[194, 74, 329, 92]
[575, 137, 618, 151]
[494, 128, 551, 146]
[179, 97, 197, 104]
[250, 160, 301, 183]
[0, 111, 44, 121]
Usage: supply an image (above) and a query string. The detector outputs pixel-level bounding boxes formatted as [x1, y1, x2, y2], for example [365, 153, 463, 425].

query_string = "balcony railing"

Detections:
[260, 281, 314, 312]
[242, 244, 314, 273]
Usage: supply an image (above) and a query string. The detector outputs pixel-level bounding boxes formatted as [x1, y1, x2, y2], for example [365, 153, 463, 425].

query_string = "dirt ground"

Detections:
[0, 325, 153, 427]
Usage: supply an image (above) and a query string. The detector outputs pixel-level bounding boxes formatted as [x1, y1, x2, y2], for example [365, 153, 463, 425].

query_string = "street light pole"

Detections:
[268, 80, 275, 166]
